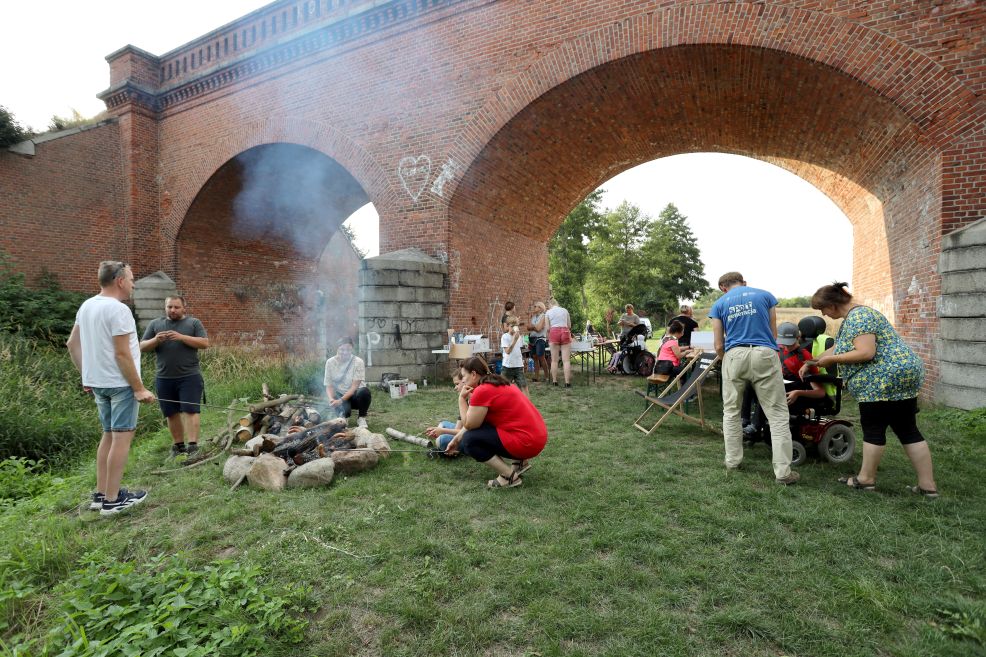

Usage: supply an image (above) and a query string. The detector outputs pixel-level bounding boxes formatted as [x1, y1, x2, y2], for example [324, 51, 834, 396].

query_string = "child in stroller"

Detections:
[607, 322, 656, 376]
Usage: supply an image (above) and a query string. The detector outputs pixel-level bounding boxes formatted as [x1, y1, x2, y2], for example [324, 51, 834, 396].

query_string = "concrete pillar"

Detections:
[133, 271, 177, 332]
[937, 217, 986, 410]
[358, 248, 448, 383]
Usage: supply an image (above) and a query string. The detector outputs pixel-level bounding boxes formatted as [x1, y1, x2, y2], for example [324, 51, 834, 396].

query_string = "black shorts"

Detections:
[156, 374, 204, 417]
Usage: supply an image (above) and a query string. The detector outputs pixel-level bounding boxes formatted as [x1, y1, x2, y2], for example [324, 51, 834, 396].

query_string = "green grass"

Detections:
[2, 357, 984, 656]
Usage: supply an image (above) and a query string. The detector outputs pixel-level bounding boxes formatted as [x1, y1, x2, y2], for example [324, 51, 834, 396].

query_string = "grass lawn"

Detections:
[4, 365, 985, 656]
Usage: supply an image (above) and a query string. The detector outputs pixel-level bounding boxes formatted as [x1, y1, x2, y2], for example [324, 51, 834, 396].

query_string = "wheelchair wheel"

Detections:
[621, 352, 636, 375]
[819, 424, 855, 464]
[634, 351, 656, 377]
[791, 440, 807, 467]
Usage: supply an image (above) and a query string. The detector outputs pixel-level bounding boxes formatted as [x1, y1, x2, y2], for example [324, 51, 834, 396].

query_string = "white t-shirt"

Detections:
[75, 295, 140, 388]
[545, 306, 570, 329]
[323, 355, 367, 392]
[500, 332, 524, 368]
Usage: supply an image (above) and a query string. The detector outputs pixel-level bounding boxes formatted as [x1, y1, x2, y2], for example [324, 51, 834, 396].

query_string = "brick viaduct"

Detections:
[1, 0, 983, 406]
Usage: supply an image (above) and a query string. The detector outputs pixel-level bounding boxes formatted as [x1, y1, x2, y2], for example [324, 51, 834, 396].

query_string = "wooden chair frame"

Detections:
[633, 353, 721, 435]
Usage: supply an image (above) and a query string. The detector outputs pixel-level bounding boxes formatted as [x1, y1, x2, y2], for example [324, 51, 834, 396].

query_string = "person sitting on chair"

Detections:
[655, 320, 688, 379]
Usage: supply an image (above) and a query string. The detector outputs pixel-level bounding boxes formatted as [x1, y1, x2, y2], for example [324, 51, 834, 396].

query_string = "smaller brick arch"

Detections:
[161, 115, 395, 275]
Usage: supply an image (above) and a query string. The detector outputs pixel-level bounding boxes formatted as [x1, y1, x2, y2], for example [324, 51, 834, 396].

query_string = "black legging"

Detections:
[337, 386, 371, 418]
[858, 397, 925, 446]
[460, 422, 515, 462]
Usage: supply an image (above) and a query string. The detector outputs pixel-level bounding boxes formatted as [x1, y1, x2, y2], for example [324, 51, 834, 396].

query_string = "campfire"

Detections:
[221, 385, 390, 491]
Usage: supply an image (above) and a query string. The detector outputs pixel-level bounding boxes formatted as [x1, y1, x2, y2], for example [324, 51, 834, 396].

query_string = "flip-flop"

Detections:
[839, 475, 876, 491]
[907, 485, 940, 499]
[487, 473, 523, 489]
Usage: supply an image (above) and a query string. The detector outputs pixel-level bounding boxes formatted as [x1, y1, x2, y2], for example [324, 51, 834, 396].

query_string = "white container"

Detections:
[388, 379, 410, 399]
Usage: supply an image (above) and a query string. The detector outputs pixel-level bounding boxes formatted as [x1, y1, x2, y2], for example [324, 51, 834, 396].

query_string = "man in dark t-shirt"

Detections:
[668, 305, 700, 346]
[140, 296, 209, 457]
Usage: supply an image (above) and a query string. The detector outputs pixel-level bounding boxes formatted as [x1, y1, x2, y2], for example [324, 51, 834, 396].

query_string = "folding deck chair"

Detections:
[633, 351, 721, 435]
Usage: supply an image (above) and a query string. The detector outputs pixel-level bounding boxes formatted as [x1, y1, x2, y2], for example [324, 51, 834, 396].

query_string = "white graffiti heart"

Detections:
[397, 155, 432, 202]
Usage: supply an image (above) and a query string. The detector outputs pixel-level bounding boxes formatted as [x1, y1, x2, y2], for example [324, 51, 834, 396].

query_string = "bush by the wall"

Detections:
[0, 251, 88, 345]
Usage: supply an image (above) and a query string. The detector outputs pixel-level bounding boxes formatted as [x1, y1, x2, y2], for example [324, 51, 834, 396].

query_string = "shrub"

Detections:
[0, 251, 87, 345]
[38, 554, 310, 656]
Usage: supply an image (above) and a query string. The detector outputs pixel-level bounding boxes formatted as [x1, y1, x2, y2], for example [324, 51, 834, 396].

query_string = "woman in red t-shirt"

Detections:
[445, 356, 548, 488]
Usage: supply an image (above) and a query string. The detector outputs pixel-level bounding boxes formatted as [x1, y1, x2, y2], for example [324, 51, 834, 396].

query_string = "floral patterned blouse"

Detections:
[835, 306, 924, 402]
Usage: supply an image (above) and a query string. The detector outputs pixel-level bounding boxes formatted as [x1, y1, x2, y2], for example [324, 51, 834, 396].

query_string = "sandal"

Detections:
[907, 485, 940, 499]
[487, 472, 523, 489]
[839, 475, 876, 491]
[511, 459, 532, 477]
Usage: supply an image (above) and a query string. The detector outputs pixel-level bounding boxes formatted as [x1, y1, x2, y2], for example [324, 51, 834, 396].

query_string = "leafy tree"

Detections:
[694, 288, 724, 309]
[778, 295, 812, 308]
[0, 105, 29, 147]
[638, 203, 711, 322]
[47, 108, 100, 132]
[339, 223, 366, 258]
[549, 190, 604, 330]
[585, 200, 655, 333]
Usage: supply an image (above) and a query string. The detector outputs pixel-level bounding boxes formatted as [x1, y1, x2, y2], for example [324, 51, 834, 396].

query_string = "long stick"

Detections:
[155, 398, 255, 413]
[385, 427, 431, 447]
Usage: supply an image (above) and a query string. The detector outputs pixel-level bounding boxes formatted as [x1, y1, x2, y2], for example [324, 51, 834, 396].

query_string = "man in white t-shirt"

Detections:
[67, 262, 156, 515]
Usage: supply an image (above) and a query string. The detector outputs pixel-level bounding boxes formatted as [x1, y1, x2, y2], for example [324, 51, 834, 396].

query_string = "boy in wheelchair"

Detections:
[742, 322, 828, 435]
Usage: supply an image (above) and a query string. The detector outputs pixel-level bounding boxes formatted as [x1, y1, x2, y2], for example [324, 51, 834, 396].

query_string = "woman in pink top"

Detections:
[655, 320, 686, 377]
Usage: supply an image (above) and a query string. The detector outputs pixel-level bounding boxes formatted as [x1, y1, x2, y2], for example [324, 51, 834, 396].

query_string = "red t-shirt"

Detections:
[469, 382, 548, 459]
[780, 345, 817, 384]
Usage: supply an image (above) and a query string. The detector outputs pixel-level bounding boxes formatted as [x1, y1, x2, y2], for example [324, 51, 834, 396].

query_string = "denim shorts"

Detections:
[92, 386, 139, 432]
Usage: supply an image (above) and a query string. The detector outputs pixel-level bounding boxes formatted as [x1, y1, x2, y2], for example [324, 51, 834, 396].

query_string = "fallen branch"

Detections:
[385, 427, 431, 448]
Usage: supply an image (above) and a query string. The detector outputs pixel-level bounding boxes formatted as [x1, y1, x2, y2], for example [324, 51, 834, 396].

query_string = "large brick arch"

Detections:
[444, 3, 979, 196]
[161, 115, 395, 276]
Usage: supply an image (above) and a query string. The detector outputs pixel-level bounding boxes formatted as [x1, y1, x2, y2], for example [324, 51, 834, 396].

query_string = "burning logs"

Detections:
[223, 387, 392, 491]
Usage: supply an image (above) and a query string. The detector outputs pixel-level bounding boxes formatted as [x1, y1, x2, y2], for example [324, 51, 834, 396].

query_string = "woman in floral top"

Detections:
[801, 283, 938, 497]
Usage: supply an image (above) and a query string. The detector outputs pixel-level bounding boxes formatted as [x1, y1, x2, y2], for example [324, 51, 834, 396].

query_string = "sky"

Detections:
[2, 1, 852, 299]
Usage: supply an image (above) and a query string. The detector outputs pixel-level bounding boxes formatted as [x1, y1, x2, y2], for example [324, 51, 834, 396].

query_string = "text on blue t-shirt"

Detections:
[709, 286, 779, 351]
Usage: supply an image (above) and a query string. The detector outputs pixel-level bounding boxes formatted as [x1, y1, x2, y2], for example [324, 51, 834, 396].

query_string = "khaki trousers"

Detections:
[721, 346, 793, 479]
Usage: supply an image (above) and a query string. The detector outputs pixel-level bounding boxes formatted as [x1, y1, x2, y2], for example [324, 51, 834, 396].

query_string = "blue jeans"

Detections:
[92, 386, 139, 432]
[435, 420, 457, 451]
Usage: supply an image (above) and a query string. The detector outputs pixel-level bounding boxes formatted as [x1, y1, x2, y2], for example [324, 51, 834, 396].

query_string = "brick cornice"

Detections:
[97, 81, 160, 114]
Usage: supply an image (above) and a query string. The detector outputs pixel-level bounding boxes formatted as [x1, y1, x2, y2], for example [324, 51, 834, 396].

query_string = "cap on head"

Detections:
[777, 322, 799, 346]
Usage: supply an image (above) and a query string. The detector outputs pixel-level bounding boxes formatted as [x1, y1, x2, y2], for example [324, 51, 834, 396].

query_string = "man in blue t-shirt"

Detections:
[709, 272, 798, 485]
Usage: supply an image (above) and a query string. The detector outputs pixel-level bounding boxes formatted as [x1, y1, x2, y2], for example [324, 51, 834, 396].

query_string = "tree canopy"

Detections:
[549, 199, 710, 335]
[0, 105, 29, 148]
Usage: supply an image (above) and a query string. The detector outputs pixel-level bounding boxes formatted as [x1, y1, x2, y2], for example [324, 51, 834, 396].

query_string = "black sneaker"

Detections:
[185, 443, 199, 456]
[100, 489, 147, 516]
[90, 487, 131, 511]
[169, 444, 187, 458]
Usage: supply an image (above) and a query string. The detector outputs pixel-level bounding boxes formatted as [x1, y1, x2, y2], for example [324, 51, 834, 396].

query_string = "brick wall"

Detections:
[0, 123, 124, 291]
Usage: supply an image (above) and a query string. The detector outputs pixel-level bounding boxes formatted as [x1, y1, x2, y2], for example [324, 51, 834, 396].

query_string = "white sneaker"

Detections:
[356, 417, 368, 428]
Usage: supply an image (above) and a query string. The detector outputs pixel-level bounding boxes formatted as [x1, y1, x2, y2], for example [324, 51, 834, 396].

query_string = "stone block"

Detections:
[941, 318, 986, 341]
[358, 269, 399, 287]
[360, 301, 400, 318]
[366, 364, 429, 382]
[940, 362, 986, 389]
[247, 453, 287, 491]
[937, 383, 986, 411]
[942, 217, 986, 250]
[939, 246, 986, 273]
[287, 458, 335, 488]
[223, 455, 255, 485]
[938, 339, 986, 366]
[368, 348, 418, 366]
[939, 293, 986, 318]
[331, 448, 379, 474]
[363, 248, 447, 273]
[415, 287, 448, 303]
[359, 286, 416, 302]
[398, 270, 445, 288]
[941, 270, 986, 295]
[400, 302, 445, 319]
[394, 318, 448, 333]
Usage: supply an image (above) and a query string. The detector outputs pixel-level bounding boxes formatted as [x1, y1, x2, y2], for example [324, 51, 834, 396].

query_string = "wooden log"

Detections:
[261, 382, 272, 400]
[272, 418, 347, 459]
[385, 427, 430, 448]
[248, 394, 301, 414]
[238, 413, 257, 427]
[235, 425, 254, 442]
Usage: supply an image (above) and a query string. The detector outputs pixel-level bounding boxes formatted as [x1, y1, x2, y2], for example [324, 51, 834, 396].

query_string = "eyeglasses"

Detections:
[110, 262, 129, 280]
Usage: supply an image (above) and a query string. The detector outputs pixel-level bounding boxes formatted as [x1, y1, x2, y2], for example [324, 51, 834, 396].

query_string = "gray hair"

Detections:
[98, 261, 128, 287]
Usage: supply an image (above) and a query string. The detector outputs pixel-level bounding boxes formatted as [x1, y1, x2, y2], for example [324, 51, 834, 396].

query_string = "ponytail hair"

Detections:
[460, 356, 510, 387]
[811, 282, 853, 310]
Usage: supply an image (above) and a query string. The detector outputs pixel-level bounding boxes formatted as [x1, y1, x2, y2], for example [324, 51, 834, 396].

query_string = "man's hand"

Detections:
[786, 390, 801, 405]
[329, 398, 343, 408]
[135, 389, 156, 404]
[156, 330, 177, 342]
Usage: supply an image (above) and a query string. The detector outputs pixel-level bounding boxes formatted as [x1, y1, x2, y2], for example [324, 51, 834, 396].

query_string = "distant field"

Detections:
[692, 307, 842, 336]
